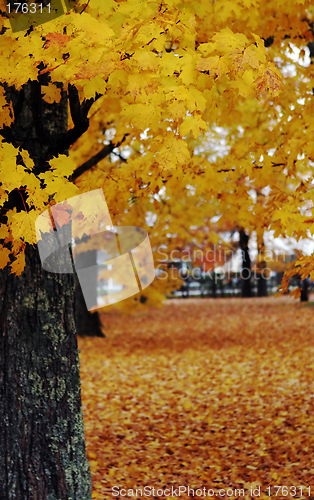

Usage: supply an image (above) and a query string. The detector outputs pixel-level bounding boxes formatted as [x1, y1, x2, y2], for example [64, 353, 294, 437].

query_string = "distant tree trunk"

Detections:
[219, 276, 224, 297]
[257, 266, 268, 296]
[239, 229, 252, 298]
[212, 273, 217, 298]
[300, 278, 309, 302]
[257, 240, 268, 297]
[74, 249, 104, 337]
[0, 82, 92, 498]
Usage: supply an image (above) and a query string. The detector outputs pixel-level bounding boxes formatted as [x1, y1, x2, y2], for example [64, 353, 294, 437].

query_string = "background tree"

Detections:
[238, 228, 252, 297]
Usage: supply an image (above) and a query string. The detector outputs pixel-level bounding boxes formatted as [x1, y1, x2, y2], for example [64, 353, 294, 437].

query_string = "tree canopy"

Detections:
[1, 0, 314, 299]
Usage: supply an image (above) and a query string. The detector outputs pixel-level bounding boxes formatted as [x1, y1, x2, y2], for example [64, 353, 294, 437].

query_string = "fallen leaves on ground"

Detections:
[78, 296, 314, 499]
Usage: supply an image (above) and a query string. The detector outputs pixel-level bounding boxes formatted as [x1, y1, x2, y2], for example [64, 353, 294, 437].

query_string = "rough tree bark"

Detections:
[0, 245, 92, 499]
[0, 82, 92, 498]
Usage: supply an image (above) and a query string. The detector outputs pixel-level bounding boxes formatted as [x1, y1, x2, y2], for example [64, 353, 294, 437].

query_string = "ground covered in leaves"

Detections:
[78, 297, 314, 499]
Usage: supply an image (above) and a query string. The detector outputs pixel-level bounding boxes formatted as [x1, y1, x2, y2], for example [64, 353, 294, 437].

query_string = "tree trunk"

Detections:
[239, 229, 252, 298]
[0, 81, 92, 498]
[0, 245, 92, 499]
[74, 249, 104, 337]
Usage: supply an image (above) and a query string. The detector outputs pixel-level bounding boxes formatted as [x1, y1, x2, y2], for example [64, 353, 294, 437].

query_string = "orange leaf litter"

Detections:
[78, 296, 314, 499]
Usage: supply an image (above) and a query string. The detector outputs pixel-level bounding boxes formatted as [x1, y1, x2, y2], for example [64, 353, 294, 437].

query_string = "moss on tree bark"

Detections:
[0, 245, 92, 499]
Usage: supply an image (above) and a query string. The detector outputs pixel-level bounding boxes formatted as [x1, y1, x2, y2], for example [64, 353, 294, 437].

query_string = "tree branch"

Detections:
[46, 85, 103, 157]
[68, 83, 83, 125]
[71, 135, 128, 182]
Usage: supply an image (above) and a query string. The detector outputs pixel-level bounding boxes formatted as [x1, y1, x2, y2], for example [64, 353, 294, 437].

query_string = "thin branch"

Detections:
[217, 162, 286, 173]
[80, 0, 90, 14]
[71, 143, 116, 181]
[71, 134, 128, 182]
[111, 150, 128, 163]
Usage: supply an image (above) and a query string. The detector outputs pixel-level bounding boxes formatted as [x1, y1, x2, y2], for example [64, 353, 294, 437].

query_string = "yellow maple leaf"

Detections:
[125, 73, 154, 101]
[196, 56, 229, 78]
[0, 188, 8, 208]
[230, 69, 255, 98]
[8, 209, 42, 245]
[44, 32, 70, 52]
[24, 174, 47, 211]
[197, 42, 217, 56]
[0, 246, 11, 270]
[49, 155, 78, 178]
[42, 83, 62, 104]
[134, 51, 159, 71]
[186, 87, 207, 112]
[180, 115, 207, 138]
[212, 28, 249, 53]
[255, 64, 284, 97]
[0, 224, 10, 240]
[40, 171, 79, 203]
[154, 136, 190, 170]
[20, 149, 35, 171]
[242, 45, 261, 70]
[83, 75, 106, 100]
[0, 87, 13, 127]
[122, 103, 162, 132]
[168, 100, 187, 121]
[10, 250, 25, 277]
[0, 142, 20, 190]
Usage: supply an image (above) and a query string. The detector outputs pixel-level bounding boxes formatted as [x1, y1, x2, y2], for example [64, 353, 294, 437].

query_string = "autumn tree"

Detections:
[1, 0, 314, 497]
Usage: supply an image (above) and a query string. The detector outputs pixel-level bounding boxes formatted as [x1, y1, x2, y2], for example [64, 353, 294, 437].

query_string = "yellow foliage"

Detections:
[0, 0, 313, 283]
